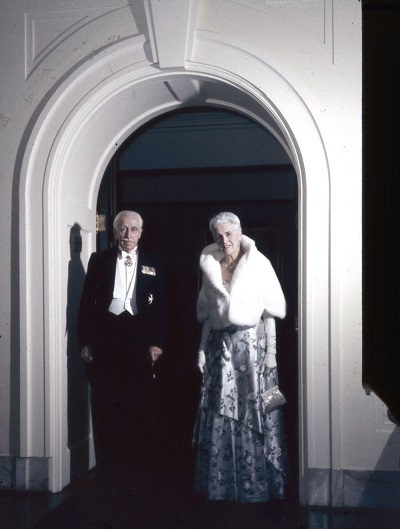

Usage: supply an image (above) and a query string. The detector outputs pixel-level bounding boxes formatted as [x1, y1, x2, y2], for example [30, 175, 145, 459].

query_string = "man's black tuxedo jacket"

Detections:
[77, 245, 167, 359]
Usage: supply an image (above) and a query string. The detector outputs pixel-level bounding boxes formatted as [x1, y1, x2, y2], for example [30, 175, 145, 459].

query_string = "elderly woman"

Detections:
[193, 211, 287, 503]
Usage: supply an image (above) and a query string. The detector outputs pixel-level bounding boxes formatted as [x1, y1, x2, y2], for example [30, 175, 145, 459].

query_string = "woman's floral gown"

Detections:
[193, 317, 287, 503]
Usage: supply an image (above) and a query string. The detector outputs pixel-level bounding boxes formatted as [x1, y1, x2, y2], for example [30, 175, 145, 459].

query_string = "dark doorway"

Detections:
[96, 108, 299, 500]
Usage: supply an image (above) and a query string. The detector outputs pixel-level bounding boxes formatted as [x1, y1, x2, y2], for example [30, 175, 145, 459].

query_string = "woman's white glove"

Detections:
[262, 316, 277, 374]
[198, 349, 206, 373]
[197, 320, 211, 373]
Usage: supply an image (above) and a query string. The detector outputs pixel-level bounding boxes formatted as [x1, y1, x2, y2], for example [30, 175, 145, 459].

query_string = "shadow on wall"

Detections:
[66, 223, 90, 482]
[357, 418, 400, 509]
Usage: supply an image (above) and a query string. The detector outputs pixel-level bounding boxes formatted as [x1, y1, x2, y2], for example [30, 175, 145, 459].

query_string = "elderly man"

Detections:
[77, 210, 167, 484]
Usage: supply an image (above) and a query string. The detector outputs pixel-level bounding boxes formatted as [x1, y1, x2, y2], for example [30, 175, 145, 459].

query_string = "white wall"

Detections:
[0, 0, 397, 507]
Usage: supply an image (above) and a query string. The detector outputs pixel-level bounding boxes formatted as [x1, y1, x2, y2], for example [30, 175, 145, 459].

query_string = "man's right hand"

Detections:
[81, 345, 93, 363]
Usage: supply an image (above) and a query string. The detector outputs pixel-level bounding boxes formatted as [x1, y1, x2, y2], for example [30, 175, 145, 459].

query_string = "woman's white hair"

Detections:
[113, 210, 143, 229]
[209, 211, 242, 239]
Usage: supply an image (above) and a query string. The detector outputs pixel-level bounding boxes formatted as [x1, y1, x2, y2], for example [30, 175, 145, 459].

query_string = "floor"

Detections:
[1, 456, 400, 529]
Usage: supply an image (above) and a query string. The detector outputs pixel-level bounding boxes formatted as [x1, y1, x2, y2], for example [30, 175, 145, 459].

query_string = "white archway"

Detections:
[20, 36, 330, 496]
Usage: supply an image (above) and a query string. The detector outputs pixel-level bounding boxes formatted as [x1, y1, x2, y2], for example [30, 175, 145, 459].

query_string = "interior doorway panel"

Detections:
[95, 109, 299, 498]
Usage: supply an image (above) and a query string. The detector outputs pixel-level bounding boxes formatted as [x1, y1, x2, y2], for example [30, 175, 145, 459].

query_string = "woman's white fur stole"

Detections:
[197, 234, 286, 329]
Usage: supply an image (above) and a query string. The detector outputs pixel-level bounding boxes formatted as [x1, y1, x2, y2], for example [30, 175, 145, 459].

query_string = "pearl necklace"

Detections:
[223, 262, 236, 273]
[222, 248, 243, 273]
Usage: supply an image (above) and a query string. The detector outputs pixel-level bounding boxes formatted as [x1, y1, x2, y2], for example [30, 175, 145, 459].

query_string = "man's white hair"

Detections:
[113, 210, 143, 229]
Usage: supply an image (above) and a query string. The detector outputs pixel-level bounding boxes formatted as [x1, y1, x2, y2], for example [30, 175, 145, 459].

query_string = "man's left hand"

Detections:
[149, 345, 163, 364]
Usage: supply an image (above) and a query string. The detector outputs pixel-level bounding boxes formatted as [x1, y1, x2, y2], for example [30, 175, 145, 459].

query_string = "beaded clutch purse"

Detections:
[261, 385, 287, 414]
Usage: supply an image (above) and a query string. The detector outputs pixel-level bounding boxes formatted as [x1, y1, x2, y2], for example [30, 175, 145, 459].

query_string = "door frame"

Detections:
[19, 39, 332, 500]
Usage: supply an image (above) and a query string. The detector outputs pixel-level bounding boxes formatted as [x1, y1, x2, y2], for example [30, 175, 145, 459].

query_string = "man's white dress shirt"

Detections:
[108, 248, 138, 315]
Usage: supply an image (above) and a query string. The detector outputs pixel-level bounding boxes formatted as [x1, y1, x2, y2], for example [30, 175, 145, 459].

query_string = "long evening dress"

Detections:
[193, 281, 286, 503]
